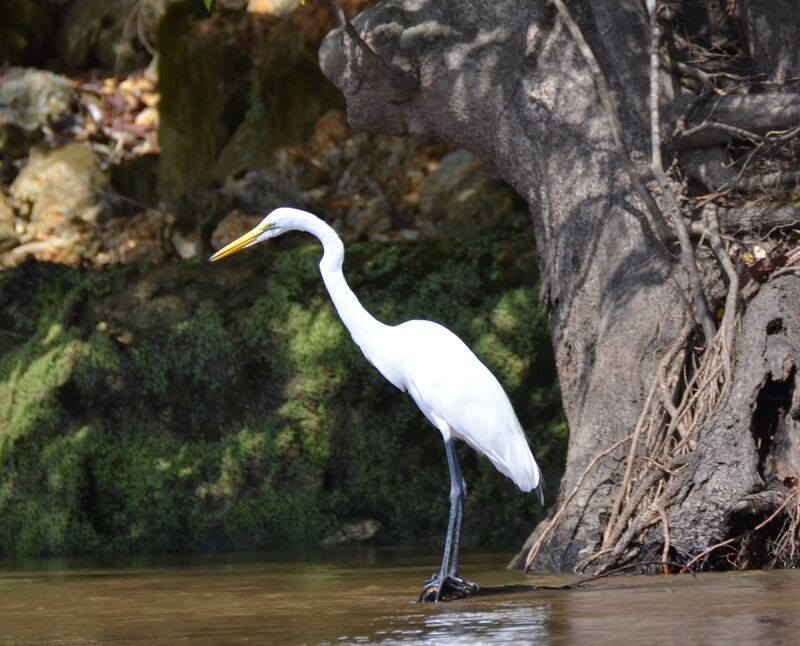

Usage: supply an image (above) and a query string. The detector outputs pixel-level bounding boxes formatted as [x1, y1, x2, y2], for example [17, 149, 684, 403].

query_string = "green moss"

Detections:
[0, 236, 565, 556]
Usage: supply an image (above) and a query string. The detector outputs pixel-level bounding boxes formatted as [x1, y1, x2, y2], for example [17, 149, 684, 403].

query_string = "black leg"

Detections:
[448, 447, 467, 578]
[418, 438, 478, 603]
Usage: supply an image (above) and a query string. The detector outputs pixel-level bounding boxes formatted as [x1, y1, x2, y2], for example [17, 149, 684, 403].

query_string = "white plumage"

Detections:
[210, 207, 544, 602]
[397, 320, 542, 495]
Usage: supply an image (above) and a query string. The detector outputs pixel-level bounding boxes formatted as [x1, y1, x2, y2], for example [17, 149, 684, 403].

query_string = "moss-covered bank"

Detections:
[0, 236, 565, 556]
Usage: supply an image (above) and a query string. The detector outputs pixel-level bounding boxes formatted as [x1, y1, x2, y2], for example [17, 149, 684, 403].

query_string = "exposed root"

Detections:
[684, 488, 800, 570]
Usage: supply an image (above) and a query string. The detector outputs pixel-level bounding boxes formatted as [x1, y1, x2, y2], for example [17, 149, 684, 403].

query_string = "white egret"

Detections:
[210, 207, 544, 602]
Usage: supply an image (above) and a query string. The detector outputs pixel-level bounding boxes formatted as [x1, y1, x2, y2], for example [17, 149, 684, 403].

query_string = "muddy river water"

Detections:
[2, 548, 799, 645]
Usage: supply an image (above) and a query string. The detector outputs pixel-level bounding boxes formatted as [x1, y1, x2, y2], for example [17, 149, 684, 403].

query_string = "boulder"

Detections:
[0, 192, 17, 251]
[95, 209, 175, 265]
[210, 210, 263, 251]
[221, 169, 306, 215]
[58, 0, 150, 72]
[418, 150, 527, 238]
[9, 143, 112, 232]
[0, 68, 76, 153]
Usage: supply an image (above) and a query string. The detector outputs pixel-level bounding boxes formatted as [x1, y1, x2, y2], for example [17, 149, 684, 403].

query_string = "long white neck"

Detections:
[292, 214, 402, 386]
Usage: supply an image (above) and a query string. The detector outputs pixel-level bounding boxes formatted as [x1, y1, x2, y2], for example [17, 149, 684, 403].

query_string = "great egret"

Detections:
[210, 207, 544, 602]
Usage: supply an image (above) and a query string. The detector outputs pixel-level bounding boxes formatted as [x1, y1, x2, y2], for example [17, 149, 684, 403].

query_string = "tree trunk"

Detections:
[318, 0, 800, 573]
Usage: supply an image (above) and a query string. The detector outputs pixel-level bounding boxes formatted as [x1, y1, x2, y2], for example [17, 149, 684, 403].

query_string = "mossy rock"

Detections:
[0, 236, 565, 556]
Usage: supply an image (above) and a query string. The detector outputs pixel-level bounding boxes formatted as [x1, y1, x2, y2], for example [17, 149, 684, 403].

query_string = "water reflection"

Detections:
[368, 601, 549, 644]
[1, 548, 800, 645]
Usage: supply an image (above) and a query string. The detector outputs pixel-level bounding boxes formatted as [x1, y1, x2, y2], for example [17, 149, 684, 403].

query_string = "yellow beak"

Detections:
[208, 224, 265, 262]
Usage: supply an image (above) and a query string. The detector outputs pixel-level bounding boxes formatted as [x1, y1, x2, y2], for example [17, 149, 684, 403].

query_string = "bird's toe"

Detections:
[418, 575, 479, 603]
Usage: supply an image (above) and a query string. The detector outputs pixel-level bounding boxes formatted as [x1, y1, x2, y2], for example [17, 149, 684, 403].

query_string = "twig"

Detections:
[575, 560, 691, 585]
[702, 204, 738, 383]
[656, 502, 671, 574]
[730, 170, 800, 193]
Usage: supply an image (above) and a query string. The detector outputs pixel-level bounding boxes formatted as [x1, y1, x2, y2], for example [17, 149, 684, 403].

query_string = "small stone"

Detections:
[172, 230, 199, 260]
[134, 106, 159, 129]
[247, 0, 296, 14]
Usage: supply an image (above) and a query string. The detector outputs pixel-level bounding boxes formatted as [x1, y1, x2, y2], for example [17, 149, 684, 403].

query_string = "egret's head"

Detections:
[209, 207, 306, 262]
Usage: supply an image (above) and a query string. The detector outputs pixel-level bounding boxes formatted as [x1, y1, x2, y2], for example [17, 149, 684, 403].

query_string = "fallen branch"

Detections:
[686, 206, 800, 236]
[730, 170, 800, 193]
[671, 93, 800, 149]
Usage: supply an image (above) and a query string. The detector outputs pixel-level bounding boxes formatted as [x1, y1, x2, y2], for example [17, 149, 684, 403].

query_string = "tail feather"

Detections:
[533, 478, 545, 506]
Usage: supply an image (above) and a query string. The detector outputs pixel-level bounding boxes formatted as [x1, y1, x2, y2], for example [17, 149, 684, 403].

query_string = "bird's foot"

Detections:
[418, 574, 479, 603]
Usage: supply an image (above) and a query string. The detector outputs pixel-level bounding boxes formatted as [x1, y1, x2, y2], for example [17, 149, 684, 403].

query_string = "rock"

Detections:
[210, 210, 263, 250]
[0, 193, 18, 251]
[134, 106, 159, 129]
[418, 150, 524, 238]
[0, 68, 76, 151]
[171, 230, 200, 260]
[110, 155, 159, 208]
[344, 195, 392, 242]
[321, 519, 383, 546]
[95, 209, 174, 265]
[247, 0, 296, 14]
[221, 169, 306, 214]
[0, 237, 559, 555]
[9, 143, 112, 232]
[58, 0, 149, 72]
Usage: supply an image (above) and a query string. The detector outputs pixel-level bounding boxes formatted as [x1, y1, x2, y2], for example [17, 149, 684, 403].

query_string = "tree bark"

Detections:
[318, 0, 800, 573]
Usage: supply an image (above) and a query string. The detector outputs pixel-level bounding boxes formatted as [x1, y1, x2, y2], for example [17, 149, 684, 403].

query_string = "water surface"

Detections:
[2, 548, 799, 645]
